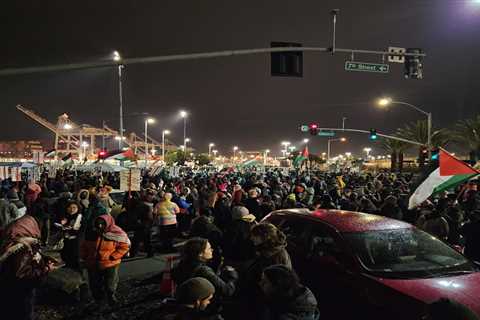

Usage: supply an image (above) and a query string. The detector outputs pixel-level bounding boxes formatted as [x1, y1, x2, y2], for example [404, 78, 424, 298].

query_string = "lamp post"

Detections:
[180, 110, 188, 151]
[81, 141, 89, 160]
[264, 149, 270, 165]
[208, 143, 215, 157]
[212, 149, 218, 162]
[184, 138, 190, 153]
[327, 137, 346, 162]
[363, 147, 372, 159]
[281, 141, 291, 157]
[162, 129, 170, 161]
[113, 51, 125, 149]
[144, 118, 155, 166]
[233, 146, 238, 163]
[378, 97, 432, 159]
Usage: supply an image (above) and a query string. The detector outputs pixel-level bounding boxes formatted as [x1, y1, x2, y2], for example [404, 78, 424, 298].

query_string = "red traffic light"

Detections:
[309, 124, 318, 129]
[99, 151, 107, 156]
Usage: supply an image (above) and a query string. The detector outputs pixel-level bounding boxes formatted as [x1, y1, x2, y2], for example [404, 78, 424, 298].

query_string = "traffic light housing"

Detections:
[431, 148, 439, 161]
[404, 48, 423, 80]
[98, 150, 108, 160]
[271, 42, 303, 77]
[369, 129, 378, 141]
[309, 123, 320, 136]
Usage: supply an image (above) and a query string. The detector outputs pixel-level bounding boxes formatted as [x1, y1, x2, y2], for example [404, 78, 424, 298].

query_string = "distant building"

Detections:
[0, 140, 50, 159]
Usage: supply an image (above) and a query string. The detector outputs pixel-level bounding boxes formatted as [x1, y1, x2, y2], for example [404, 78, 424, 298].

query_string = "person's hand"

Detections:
[60, 219, 67, 225]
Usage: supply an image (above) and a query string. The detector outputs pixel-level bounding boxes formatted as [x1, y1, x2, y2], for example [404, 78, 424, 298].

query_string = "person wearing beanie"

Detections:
[144, 277, 222, 319]
[223, 206, 256, 261]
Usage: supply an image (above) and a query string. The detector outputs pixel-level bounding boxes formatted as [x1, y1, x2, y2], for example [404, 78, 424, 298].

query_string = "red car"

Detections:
[262, 209, 480, 320]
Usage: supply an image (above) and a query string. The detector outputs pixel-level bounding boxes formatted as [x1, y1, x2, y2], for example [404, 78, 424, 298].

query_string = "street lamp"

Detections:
[179, 110, 188, 151]
[281, 141, 291, 157]
[113, 50, 125, 149]
[212, 149, 218, 157]
[144, 118, 155, 166]
[81, 141, 89, 160]
[162, 129, 170, 161]
[209, 143, 215, 157]
[233, 146, 238, 162]
[63, 123, 72, 130]
[264, 149, 270, 165]
[363, 147, 372, 159]
[377, 97, 432, 158]
[327, 137, 346, 162]
[184, 138, 191, 152]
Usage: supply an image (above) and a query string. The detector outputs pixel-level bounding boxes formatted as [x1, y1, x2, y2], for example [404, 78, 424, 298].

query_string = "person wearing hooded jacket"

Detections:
[259, 265, 319, 320]
[0, 214, 55, 320]
[80, 214, 130, 306]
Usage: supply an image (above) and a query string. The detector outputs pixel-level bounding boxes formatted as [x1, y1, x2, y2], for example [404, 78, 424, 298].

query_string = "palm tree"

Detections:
[453, 115, 480, 162]
[396, 120, 450, 167]
[380, 137, 410, 172]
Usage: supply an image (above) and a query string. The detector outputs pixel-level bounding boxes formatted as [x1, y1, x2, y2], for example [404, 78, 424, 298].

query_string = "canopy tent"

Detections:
[76, 162, 127, 173]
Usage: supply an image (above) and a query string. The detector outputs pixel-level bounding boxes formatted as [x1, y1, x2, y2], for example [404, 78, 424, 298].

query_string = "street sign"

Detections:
[388, 47, 406, 63]
[345, 61, 389, 73]
[300, 125, 309, 132]
[317, 131, 335, 137]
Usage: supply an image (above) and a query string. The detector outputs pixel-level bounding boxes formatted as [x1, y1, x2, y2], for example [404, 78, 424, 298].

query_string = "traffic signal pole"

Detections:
[305, 127, 426, 147]
[0, 10, 426, 77]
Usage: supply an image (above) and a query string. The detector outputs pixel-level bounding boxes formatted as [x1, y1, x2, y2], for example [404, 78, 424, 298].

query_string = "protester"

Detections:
[58, 200, 82, 269]
[80, 214, 130, 306]
[130, 189, 155, 257]
[259, 265, 319, 320]
[144, 277, 221, 320]
[460, 210, 480, 262]
[0, 214, 55, 320]
[154, 192, 180, 252]
[172, 237, 238, 300]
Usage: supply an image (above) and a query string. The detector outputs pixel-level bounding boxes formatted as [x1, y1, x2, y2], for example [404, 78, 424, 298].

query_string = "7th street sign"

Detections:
[345, 61, 389, 74]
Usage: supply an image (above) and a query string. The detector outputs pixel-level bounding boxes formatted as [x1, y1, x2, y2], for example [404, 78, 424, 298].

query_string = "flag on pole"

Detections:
[106, 148, 136, 161]
[408, 149, 480, 209]
[293, 146, 309, 168]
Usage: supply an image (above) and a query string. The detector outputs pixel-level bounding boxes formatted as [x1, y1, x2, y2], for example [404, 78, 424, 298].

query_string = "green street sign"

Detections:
[345, 61, 389, 74]
[300, 125, 309, 132]
[318, 131, 335, 137]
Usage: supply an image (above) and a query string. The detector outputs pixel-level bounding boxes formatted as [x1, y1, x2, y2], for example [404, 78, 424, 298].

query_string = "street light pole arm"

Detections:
[392, 101, 430, 117]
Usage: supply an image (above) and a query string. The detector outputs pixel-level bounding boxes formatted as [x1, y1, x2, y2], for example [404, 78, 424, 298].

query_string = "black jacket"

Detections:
[172, 260, 236, 298]
[263, 286, 319, 320]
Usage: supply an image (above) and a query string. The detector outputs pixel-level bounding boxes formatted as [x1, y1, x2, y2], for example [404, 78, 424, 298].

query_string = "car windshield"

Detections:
[343, 228, 477, 279]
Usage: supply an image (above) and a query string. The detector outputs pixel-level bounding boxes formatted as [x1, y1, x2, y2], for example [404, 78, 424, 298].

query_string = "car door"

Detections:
[302, 222, 362, 317]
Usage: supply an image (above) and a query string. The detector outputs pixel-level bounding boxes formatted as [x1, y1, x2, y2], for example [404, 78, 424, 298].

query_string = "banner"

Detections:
[120, 168, 141, 192]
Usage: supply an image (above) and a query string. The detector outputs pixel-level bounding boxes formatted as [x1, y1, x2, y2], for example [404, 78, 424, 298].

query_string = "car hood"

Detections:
[376, 272, 480, 315]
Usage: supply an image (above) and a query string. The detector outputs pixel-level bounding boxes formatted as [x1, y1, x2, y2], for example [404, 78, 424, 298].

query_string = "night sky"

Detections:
[1, 0, 479, 157]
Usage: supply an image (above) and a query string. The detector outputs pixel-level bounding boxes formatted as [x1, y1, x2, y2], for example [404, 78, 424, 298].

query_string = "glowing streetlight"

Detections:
[281, 141, 291, 157]
[264, 149, 270, 165]
[63, 123, 72, 130]
[113, 50, 125, 149]
[208, 143, 215, 157]
[184, 138, 191, 152]
[377, 96, 432, 159]
[327, 138, 346, 162]
[113, 51, 121, 62]
[162, 130, 170, 161]
[179, 110, 188, 151]
[212, 149, 218, 156]
[363, 147, 372, 158]
[144, 118, 155, 165]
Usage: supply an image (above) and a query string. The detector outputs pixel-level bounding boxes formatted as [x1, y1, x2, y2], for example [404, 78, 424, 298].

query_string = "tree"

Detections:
[165, 150, 186, 165]
[196, 153, 211, 166]
[453, 115, 480, 162]
[380, 137, 410, 172]
[396, 120, 450, 167]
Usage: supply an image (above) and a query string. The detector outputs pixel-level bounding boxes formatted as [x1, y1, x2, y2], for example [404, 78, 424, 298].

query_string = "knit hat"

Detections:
[176, 277, 215, 304]
[231, 206, 256, 223]
[7, 189, 20, 201]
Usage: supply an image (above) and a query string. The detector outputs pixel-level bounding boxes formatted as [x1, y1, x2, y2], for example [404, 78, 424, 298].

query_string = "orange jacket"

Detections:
[80, 237, 129, 270]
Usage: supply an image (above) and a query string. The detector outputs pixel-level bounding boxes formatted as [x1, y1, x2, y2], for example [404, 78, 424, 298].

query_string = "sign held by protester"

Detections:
[120, 168, 141, 192]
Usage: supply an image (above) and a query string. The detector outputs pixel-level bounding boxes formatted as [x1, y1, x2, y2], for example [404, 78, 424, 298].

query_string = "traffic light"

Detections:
[369, 129, 378, 141]
[404, 48, 423, 80]
[98, 150, 108, 160]
[431, 148, 439, 161]
[271, 42, 303, 77]
[309, 123, 320, 136]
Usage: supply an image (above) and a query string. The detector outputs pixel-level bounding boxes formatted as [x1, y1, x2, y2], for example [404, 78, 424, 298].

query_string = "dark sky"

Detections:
[1, 0, 479, 157]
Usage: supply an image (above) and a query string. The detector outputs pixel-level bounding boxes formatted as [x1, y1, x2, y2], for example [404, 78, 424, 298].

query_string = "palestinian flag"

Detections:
[293, 146, 309, 168]
[408, 149, 479, 209]
[45, 149, 56, 158]
[106, 148, 136, 161]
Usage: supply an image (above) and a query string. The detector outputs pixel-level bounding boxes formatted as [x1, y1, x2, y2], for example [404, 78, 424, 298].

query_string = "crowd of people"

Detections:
[0, 166, 479, 319]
